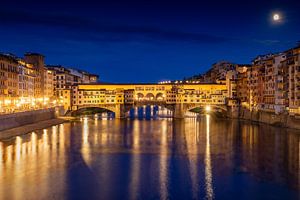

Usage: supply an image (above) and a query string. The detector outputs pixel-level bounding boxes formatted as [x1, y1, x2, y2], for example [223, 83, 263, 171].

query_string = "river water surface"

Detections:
[0, 115, 299, 200]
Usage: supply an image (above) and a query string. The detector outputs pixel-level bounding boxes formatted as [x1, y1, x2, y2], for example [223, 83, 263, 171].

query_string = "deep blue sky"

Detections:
[0, 0, 299, 82]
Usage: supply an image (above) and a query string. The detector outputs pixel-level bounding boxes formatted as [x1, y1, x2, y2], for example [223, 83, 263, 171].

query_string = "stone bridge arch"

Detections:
[156, 92, 165, 101]
[145, 93, 155, 100]
[136, 93, 144, 100]
[134, 91, 167, 102]
[185, 104, 227, 113]
[174, 103, 228, 118]
[69, 104, 124, 118]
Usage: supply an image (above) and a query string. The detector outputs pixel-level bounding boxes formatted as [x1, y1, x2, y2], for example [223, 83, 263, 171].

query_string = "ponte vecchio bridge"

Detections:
[63, 83, 232, 118]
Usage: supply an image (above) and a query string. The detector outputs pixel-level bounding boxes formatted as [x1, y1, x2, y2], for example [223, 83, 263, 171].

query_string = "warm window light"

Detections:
[4, 100, 11, 105]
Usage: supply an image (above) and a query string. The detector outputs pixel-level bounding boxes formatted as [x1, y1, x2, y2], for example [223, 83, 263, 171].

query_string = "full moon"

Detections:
[273, 14, 280, 21]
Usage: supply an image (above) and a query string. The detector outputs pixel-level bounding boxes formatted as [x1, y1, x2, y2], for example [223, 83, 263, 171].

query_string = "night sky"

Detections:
[1, 0, 299, 83]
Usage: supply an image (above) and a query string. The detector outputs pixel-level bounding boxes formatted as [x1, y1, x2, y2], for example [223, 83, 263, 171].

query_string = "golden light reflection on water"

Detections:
[0, 123, 70, 199]
[31, 132, 36, 155]
[133, 120, 140, 148]
[0, 118, 299, 199]
[15, 136, 22, 162]
[52, 126, 57, 155]
[159, 119, 169, 200]
[82, 117, 91, 167]
[129, 120, 141, 200]
[205, 114, 214, 200]
[185, 118, 200, 199]
[0, 142, 2, 167]
[0, 142, 3, 180]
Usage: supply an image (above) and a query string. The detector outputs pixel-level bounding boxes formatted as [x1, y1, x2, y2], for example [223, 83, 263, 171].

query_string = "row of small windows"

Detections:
[75, 95, 117, 99]
[166, 99, 224, 103]
[0, 63, 18, 72]
[135, 87, 165, 91]
[77, 99, 117, 104]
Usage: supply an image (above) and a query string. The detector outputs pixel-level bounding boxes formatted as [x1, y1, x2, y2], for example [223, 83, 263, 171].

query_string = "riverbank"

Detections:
[0, 118, 67, 140]
[227, 106, 300, 130]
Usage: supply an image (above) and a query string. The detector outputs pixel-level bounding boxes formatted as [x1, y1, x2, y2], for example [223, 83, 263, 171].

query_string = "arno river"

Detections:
[0, 116, 299, 200]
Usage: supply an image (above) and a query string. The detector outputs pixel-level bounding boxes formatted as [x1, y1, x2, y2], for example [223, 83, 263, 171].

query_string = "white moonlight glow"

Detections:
[273, 14, 280, 21]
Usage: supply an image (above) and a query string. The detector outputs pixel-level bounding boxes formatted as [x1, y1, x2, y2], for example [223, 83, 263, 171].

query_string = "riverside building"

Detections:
[0, 52, 99, 113]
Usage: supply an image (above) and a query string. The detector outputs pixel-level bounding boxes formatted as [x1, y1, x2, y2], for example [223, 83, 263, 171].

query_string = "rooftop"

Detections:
[75, 82, 226, 86]
[24, 52, 45, 57]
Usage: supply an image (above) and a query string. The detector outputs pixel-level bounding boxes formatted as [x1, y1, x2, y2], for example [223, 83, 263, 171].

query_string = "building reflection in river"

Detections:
[0, 124, 70, 200]
[0, 116, 299, 199]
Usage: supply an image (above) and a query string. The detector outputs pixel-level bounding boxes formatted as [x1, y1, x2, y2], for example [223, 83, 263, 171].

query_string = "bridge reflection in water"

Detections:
[128, 105, 174, 119]
[93, 105, 199, 119]
[0, 117, 299, 199]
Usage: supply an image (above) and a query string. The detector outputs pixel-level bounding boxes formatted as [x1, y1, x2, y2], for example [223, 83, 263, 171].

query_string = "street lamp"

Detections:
[205, 105, 211, 112]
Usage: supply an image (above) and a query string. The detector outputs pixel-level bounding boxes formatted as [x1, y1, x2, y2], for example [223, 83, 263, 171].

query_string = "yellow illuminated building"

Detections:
[0, 53, 55, 113]
[68, 83, 228, 118]
[44, 69, 54, 100]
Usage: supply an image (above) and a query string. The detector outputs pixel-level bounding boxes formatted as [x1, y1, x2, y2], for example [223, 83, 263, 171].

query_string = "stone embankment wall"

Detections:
[0, 107, 64, 131]
[227, 106, 300, 130]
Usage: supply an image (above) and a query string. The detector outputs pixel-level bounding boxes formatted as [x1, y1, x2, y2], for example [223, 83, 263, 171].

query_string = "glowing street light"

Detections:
[205, 105, 211, 112]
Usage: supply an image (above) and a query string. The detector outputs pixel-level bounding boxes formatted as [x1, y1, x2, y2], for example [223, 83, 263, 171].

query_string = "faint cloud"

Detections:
[253, 39, 281, 45]
[0, 9, 230, 44]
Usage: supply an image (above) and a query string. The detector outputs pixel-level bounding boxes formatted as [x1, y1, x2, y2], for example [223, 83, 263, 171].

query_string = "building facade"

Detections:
[0, 52, 98, 113]
[48, 65, 99, 99]
[64, 83, 228, 117]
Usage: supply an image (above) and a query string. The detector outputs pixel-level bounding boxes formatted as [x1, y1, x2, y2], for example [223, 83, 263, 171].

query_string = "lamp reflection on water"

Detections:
[13, 136, 22, 200]
[43, 129, 48, 150]
[129, 120, 141, 200]
[186, 118, 200, 199]
[31, 132, 37, 155]
[0, 142, 2, 174]
[159, 120, 169, 200]
[52, 126, 57, 154]
[59, 124, 65, 153]
[15, 136, 22, 162]
[205, 114, 214, 199]
[0, 117, 298, 199]
[82, 117, 91, 166]
[94, 114, 98, 126]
